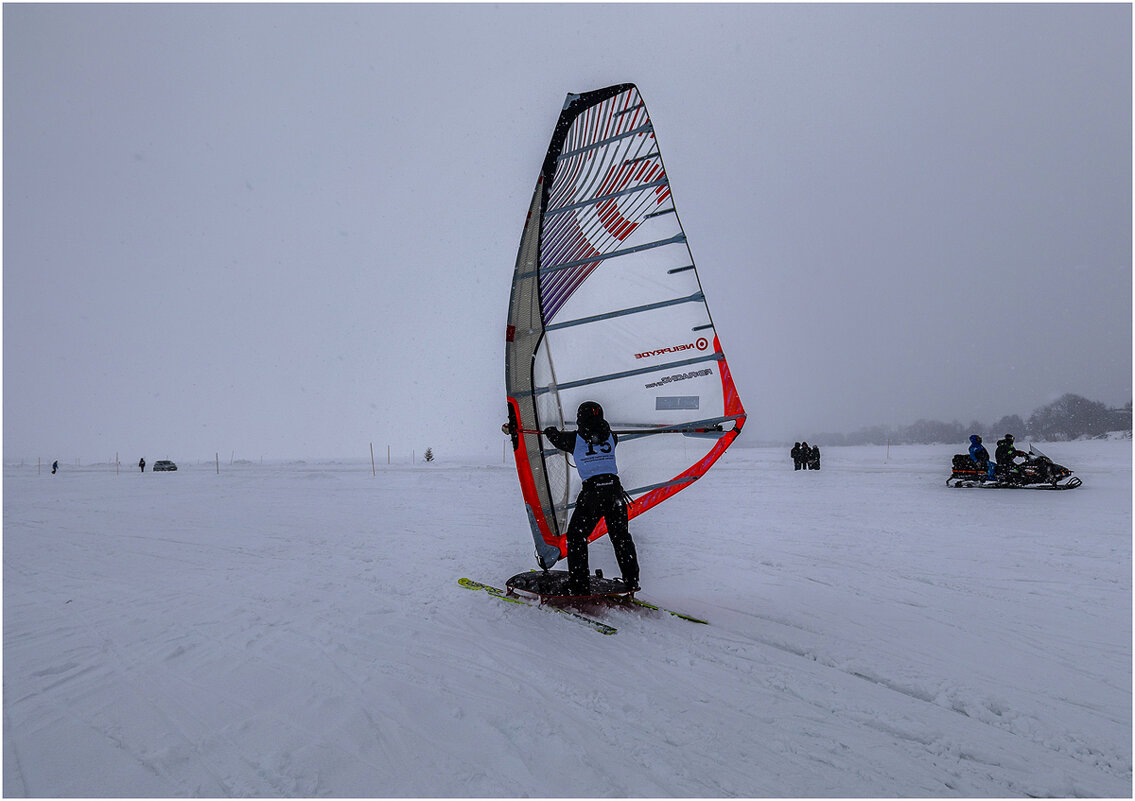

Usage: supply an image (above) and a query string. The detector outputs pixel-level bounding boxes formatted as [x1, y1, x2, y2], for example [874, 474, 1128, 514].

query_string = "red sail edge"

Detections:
[506, 396, 567, 561]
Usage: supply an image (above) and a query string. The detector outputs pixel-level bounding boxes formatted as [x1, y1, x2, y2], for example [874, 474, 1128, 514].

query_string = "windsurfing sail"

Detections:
[505, 83, 746, 569]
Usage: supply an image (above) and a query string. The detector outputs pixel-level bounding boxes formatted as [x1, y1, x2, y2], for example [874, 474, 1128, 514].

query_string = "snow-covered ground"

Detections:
[3, 440, 1130, 797]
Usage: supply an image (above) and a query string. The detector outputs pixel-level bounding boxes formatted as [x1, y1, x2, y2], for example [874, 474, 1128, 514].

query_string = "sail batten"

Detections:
[557, 123, 655, 162]
[505, 84, 746, 568]
[542, 353, 723, 394]
[546, 178, 671, 217]
[545, 291, 706, 331]
[516, 232, 687, 281]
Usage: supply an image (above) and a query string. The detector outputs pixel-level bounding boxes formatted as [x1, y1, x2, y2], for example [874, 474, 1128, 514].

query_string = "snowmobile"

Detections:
[946, 446, 1082, 490]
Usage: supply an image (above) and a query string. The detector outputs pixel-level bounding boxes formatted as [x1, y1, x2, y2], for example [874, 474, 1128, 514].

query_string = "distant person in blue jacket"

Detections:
[968, 434, 995, 480]
[543, 401, 639, 595]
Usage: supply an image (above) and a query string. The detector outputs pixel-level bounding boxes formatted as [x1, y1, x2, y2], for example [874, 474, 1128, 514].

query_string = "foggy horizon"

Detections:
[5, 4, 1131, 464]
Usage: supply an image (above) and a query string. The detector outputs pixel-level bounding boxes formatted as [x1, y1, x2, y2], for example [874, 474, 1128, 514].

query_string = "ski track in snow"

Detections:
[3, 442, 1130, 797]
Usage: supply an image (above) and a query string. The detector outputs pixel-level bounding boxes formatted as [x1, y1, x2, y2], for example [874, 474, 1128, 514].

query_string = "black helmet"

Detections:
[1005, 433, 1015, 443]
[576, 401, 610, 443]
[576, 401, 604, 426]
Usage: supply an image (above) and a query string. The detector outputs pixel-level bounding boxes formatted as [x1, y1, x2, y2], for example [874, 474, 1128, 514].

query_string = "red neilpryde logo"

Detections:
[635, 337, 709, 360]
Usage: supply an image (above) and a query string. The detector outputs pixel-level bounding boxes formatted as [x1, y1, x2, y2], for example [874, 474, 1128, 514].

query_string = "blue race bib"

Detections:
[574, 433, 618, 480]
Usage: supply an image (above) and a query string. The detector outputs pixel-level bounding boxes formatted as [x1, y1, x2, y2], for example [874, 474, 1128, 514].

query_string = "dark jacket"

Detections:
[995, 438, 1024, 466]
[969, 436, 990, 467]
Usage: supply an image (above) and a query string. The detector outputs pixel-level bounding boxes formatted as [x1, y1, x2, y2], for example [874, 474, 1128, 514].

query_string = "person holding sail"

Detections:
[543, 401, 640, 596]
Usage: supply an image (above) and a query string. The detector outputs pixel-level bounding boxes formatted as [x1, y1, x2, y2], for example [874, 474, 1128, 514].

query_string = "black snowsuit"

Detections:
[543, 427, 639, 594]
[791, 443, 802, 470]
[994, 439, 1025, 480]
[139, 458, 145, 473]
[808, 446, 821, 470]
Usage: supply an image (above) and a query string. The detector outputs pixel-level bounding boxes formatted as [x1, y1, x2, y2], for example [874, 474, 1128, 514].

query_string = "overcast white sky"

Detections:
[4, 3, 1131, 463]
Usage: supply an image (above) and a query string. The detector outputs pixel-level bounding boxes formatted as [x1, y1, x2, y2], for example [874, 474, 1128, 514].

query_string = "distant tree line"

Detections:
[811, 394, 1132, 446]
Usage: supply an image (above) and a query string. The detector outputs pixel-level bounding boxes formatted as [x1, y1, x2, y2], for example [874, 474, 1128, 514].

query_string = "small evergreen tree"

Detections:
[423, 448, 434, 463]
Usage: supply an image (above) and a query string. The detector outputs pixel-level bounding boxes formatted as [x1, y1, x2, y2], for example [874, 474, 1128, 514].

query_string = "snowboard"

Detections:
[505, 569, 634, 601]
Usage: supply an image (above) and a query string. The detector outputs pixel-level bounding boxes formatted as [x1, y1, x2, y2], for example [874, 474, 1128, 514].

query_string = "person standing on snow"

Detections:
[968, 434, 996, 480]
[791, 442, 803, 470]
[139, 457, 146, 473]
[542, 401, 640, 595]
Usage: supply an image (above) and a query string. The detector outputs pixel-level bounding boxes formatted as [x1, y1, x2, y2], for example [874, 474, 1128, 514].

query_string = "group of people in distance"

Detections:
[967, 433, 1028, 481]
[791, 442, 820, 471]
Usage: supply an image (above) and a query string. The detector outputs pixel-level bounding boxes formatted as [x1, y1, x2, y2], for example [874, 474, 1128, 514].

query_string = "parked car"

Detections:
[153, 460, 178, 472]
